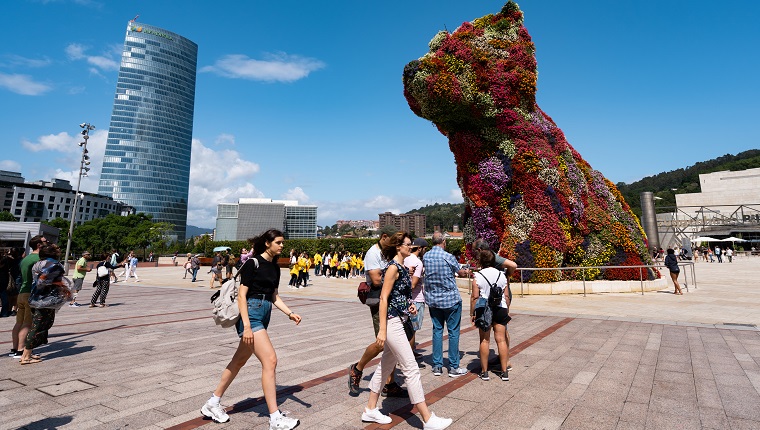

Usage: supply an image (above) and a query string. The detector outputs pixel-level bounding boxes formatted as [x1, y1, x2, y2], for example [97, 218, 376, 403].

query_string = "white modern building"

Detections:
[0, 171, 132, 224]
[656, 168, 760, 246]
[215, 198, 317, 241]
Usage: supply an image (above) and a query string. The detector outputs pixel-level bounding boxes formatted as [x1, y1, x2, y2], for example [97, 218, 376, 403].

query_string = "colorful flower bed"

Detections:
[403, 1, 657, 281]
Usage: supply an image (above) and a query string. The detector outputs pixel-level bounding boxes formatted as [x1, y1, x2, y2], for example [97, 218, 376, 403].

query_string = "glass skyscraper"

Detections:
[98, 21, 197, 242]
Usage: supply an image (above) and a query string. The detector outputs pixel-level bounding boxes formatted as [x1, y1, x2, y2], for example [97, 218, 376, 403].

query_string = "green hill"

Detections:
[406, 150, 760, 226]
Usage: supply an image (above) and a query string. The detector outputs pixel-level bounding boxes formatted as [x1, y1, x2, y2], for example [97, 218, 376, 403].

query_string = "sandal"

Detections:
[100, 304, 109, 307]
[20, 357, 42, 365]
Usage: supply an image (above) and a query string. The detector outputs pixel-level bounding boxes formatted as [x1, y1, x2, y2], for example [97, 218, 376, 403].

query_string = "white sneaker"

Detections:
[448, 367, 468, 378]
[362, 407, 392, 424]
[201, 402, 229, 423]
[423, 412, 453, 430]
[270, 413, 299, 430]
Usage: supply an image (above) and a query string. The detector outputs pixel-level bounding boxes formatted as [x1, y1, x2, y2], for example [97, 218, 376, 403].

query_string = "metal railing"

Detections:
[509, 262, 696, 298]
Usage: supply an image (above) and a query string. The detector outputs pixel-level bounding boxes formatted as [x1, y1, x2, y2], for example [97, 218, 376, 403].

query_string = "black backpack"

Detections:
[476, 271, 504, 308]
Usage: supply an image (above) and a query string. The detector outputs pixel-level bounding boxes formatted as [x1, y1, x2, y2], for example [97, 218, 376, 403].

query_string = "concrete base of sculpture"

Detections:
[457, 277, 670, 295]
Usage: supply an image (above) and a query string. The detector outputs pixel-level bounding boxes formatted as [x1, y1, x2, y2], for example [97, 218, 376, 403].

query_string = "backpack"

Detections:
[476, 270, 505, 309]
[210, 258, 257, 327]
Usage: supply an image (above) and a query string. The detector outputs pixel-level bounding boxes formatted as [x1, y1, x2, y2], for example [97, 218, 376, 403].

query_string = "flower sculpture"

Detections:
[403, 1, 655, 281]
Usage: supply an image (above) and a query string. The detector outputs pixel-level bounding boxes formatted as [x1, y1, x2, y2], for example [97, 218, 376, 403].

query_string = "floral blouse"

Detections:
[382, 260, 412, 318]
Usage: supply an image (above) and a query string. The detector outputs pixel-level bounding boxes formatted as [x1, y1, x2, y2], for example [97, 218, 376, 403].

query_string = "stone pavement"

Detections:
[1, 257, 758, 429]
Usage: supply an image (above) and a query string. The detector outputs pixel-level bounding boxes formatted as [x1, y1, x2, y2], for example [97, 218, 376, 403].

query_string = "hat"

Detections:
[412, 238, 429, 248]
[378, 224, 398, 237]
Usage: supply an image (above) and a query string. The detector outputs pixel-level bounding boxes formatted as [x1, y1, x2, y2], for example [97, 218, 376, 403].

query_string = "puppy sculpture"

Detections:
[403, 2, 654, 281]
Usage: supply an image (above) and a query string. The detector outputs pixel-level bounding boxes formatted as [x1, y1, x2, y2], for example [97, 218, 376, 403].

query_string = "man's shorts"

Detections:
[15, 293, 33, 327]
[371, 306, 380, 337]
[410, 301, 426, 331]
[235, 296, 272, 337]
[73, 278, 84, 292]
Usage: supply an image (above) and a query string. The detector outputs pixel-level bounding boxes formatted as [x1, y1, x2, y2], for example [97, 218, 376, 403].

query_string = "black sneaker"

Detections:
[348, 363, 362, 397]
[479, 371, 490, 381]
[496, 370, 509, 381]
[381, 382, 408, 398]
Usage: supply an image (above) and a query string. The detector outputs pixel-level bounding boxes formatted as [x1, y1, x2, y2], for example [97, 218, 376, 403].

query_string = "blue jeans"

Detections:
[429, 301, 462, 370]
[191, 267, 199, 281]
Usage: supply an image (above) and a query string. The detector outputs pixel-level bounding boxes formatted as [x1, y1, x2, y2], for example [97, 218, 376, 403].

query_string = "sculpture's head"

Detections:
[403, 2, 537, 135]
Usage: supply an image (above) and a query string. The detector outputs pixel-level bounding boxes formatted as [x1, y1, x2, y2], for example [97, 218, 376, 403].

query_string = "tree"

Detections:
[0, 211, 17, 222]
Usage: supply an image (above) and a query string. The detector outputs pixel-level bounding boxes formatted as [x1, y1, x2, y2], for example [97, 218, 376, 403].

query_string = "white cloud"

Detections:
[66, 43, 119, 72]
[282, 187, 310, 203]
[0, 72, 51, 95]
[214, 133, 235, 146]
[187, 138, 264, 227]
[201, 53, 325, 83]
[364, 195, 396, 209]
[22, 129, 108, 193]
[0, 160, 22, 171]
[1, 54, 52, 68]
[22, 132, 78, 152]
[65, 43, 86, 60]
[447, 188, 463, 203]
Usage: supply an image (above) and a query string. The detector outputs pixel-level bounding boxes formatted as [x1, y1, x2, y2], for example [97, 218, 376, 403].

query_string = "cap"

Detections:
[412, 238, 429, 248]
[378, 224, 398, 237]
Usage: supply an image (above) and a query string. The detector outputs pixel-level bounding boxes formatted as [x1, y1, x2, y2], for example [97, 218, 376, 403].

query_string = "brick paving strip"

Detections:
[363, 317, 574, 430]
[165, 318, 573, 430]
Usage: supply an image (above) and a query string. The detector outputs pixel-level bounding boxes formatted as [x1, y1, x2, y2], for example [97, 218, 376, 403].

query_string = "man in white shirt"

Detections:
[347, 225, 408, 398]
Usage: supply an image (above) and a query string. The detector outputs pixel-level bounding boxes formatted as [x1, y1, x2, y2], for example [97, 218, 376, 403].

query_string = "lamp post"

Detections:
[63, 122, 94, 274]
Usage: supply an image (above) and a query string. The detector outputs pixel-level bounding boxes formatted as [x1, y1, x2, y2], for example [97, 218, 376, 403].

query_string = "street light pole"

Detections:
[63, 122, 94, 274]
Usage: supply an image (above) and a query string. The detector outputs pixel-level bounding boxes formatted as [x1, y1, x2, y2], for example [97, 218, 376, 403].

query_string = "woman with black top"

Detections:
[664, 248, 683, 295]
[200, 229, 302, 430]
[90, 254, 116, 307]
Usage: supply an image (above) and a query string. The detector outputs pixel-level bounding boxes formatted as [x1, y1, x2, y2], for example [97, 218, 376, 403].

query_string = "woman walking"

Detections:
[361, 231, 452, 429]
[200, 229, 302, 429]
[470, 249, 511, 381]
[19, 243, 67, 364]
[90, 254, 115, 307]
[664, 248, 683, 295]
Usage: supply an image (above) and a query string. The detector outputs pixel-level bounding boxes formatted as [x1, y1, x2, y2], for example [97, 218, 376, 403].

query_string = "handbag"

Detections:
[358, 282, 382, 306]
[390, 304, 415, 341]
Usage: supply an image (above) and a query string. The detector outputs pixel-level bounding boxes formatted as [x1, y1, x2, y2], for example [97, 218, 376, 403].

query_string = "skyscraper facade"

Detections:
[98, 21, 197, 242]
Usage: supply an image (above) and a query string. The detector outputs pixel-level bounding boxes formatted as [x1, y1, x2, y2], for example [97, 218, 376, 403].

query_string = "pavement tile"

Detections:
[560, 407, 619, 430]
[644, 411, 701, 429]
[699, 406, 730, 429]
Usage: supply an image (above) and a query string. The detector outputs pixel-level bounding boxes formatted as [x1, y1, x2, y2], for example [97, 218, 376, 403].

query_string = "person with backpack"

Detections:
[90, 253, 116, 307]
[200, 229, 302, 430]
[470, 248, 512, 381]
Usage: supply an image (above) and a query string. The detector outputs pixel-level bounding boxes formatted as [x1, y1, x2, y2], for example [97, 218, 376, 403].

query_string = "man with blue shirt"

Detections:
[423, 232, 468, 377]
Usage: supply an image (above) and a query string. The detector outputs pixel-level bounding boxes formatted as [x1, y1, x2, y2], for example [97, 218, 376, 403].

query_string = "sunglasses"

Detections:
[410, 247, 420, 252]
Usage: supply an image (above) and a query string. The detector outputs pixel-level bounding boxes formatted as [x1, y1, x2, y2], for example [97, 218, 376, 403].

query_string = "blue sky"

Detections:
[1, 0, 758, 229]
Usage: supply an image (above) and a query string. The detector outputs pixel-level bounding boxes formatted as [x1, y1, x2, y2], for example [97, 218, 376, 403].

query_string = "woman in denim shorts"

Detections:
[201, 229, 302, 430]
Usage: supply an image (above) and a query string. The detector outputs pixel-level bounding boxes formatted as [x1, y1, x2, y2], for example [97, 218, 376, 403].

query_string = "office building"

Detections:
[0, 171, 131, 223]
[98, 21, 198, 242]
[215, 199, 317, 241]
[378, 212, 427, 237]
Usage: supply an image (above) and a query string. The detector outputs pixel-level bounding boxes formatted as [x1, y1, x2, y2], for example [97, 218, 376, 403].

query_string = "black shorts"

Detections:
[492, 306, 511, 326]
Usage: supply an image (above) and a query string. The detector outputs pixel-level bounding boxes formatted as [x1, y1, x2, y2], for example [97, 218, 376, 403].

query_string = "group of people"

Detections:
[313, 250, 364, 279]
[693, 245, 734, 263]
[199, 226, 517, 430]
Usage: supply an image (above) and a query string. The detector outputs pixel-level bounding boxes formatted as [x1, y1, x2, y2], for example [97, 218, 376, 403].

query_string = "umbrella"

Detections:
[212, 246, 231, 252]
[722, 237, 746, 242]
[691, 236, 720, 242]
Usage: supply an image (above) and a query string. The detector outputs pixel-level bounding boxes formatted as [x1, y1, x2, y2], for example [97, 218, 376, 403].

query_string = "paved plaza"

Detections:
[1, 257, 759, 429]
